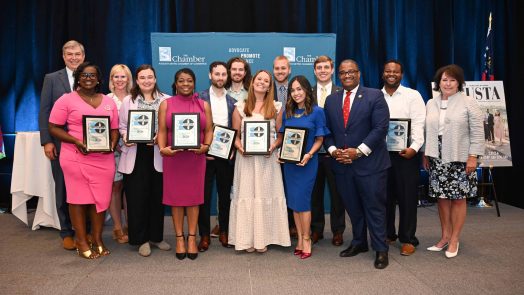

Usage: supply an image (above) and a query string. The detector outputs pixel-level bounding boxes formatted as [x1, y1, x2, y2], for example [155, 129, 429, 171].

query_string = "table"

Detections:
[10, 131, 60, 230]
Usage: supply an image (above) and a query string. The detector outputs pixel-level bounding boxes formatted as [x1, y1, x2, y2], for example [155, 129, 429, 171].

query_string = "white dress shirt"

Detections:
[210, 86, 228, 126]
[66, 67, 74, 92]
[382, 84, 426, 152]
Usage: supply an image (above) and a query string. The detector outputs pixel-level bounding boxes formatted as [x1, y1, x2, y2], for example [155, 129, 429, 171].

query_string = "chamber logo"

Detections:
[159, 47, 172, 62]
[283, 47, 296, 62]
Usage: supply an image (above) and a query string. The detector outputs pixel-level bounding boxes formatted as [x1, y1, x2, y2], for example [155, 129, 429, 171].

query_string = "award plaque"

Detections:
[172, 113, 200, 149]
[207, 125, 237, 159]
[126, 110, 155, 143]
[83, 115, 111, 152]
[243, 121, 270, 155]
[279, 127, 308, 163]
[387, 118, 411, 152]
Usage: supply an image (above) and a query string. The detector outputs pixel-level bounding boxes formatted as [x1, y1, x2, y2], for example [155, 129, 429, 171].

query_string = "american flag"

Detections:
[0, 125, 5, 159]
[481, 13, 494, 81]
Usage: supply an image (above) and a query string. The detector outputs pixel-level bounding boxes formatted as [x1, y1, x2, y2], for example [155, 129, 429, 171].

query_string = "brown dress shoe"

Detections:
[289, 226, 298, 239]
[198, 235, 210, 252]
[400, 243, 416, 256]
[219, 232, 232, 248]
[311, 232, 324, 244]
[63, 236, 76, 250]
[332, 233, 344, 246]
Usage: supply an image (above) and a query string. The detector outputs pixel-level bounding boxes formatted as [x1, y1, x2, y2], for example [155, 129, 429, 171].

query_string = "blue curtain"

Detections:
[1, 0, 523, 205]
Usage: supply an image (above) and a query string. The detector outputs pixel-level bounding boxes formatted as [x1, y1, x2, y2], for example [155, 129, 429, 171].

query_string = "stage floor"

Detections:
[1, 203, 523, 294]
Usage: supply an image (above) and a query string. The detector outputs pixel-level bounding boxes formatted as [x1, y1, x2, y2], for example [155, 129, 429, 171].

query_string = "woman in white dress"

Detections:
[493, 110, 504, 144]
[228, 70, 291, 253]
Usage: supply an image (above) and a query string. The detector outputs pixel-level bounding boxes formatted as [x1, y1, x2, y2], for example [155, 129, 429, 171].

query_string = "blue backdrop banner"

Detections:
[151, 33, 336, 94]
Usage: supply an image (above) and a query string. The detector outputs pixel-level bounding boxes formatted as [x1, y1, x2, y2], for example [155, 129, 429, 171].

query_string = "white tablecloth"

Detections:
[10, 131, 60, 230]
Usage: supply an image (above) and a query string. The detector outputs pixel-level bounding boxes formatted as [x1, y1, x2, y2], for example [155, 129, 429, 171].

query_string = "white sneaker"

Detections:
[139, 242, 151, 257]
[151, 240, 171, 251]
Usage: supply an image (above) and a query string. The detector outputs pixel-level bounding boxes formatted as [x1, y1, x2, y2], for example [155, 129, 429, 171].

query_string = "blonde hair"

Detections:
[108, 64, 133, 94]
[244, 70, 277, 120]
[62, 40, 84, 54]
[273, 55, 290, 68]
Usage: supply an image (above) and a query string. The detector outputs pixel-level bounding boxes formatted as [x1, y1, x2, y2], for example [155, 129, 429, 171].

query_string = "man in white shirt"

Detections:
[197, 61, 236, 251]
[39, 40, 85, 250]
[225, 57, 251, 102]
[310, 56, 346, 246]
[382, 59, 426, 256]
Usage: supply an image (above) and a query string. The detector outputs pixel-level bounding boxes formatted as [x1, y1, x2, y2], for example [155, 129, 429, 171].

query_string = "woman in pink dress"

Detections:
[158, 68, 213, 260]
[49, 62, 119, 259]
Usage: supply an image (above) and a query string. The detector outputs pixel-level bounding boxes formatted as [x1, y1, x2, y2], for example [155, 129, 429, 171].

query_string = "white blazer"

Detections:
[424, 91, 485, 163]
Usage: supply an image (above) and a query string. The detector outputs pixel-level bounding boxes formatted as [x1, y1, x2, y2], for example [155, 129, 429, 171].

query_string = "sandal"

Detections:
[112, 229, 129, 244]
[77, 247, 99, 259]
[92, 244, 111, 256]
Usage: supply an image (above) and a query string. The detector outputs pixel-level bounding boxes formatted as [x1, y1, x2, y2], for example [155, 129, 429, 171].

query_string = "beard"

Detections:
[212, 80, 225, 88]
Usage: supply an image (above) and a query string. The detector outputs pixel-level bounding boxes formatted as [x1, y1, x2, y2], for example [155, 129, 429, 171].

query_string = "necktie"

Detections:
[343, 91, 351, 126]
[279, 85, 286, 103]
[319, 87, 327, 108]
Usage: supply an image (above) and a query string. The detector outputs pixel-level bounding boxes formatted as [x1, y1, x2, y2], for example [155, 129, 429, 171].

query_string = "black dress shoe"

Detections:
[339, 244, 369, 257]
[374, 251, 389, 269]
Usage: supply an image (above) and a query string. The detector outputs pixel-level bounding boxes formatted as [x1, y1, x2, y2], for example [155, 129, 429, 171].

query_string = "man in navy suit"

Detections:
[197, 61, 236, 251]
[38, 40, 85, 250]
[323, 59, 391, 269]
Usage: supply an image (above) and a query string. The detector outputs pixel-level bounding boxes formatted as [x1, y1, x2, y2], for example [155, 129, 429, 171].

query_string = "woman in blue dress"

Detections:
[279, 75, 329, 259]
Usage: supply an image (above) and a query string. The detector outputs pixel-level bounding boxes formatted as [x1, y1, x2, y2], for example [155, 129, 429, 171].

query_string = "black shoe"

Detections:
[176, 252, 187, 260]
[339, 244, 369, 257]
[187, 234, 198, 260]
[374, 251, 389, 269]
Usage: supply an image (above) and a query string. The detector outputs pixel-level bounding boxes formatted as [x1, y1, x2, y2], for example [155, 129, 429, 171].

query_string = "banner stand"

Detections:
[476, 167, 501, 217]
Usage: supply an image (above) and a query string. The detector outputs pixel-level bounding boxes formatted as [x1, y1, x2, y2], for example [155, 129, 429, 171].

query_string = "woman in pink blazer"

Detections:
[118, 64, 171, 257]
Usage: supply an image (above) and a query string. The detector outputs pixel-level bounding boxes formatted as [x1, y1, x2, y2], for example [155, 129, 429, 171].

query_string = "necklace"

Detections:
[294, 110, 306, 118]
[79, 92, 96, 102]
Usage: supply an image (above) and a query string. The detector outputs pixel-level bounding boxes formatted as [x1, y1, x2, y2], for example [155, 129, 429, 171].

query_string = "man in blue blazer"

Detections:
[197, 61, 237, 251]
[323, 59, 391, 269]
[38, 40, 85, 250]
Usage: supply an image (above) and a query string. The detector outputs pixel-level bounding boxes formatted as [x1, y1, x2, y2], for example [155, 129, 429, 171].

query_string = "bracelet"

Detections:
[307, 152, 313, 158]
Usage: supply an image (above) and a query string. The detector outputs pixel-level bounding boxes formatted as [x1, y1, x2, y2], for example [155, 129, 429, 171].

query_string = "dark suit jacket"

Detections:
[312, 82, 343, 106]
[198, 89, 236, 128]
[323, 86, 391, 176]
[39, 68, 71, 147]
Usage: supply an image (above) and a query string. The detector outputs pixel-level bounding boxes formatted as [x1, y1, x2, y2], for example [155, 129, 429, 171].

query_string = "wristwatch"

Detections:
[355, 148, 363, 159]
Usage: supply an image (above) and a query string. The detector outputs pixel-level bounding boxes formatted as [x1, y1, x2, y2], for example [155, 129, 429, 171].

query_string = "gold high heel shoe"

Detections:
[76, 247, 99, 259]
[92, 244, 111, 256]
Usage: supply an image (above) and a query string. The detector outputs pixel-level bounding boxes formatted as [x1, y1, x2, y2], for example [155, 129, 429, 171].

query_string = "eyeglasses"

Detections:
[339, 70, 359, 76]
[80, 72, 98, 79]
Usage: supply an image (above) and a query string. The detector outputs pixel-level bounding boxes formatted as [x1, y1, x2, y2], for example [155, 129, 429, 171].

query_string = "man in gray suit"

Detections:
[310, 55, 346, 246]
[39, 40, 85, 250]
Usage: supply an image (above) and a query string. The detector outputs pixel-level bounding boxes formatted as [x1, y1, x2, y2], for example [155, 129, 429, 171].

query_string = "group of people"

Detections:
[39, 40, 484, 269]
